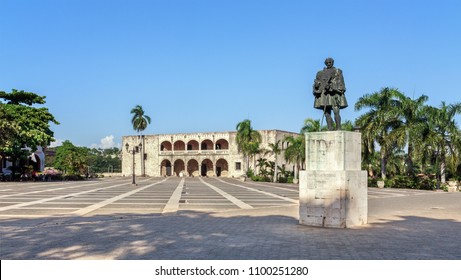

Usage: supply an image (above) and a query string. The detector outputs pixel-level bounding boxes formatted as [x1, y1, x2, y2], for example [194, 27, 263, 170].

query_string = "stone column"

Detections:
[299, 131, 367, 228]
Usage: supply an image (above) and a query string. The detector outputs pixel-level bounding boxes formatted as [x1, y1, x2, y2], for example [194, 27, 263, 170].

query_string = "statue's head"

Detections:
[324, 57, 334, 68]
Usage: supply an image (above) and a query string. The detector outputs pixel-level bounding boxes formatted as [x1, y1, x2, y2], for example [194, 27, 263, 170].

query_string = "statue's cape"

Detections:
[313, 67, 348, 109]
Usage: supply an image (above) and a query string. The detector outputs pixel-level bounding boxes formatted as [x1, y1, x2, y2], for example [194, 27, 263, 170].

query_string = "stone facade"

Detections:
[122, 130, 299, 178]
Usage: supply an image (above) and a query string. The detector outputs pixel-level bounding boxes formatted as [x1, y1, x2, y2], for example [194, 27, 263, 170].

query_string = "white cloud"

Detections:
[49, 139, 63, 148]
[91, 135, 121, 149]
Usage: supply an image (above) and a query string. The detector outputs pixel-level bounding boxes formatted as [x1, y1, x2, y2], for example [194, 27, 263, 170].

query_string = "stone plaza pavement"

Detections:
[0, 177, 460, 259]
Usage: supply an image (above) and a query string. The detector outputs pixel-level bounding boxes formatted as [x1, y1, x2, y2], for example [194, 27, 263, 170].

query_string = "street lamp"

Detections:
[125, 142, 142, 185]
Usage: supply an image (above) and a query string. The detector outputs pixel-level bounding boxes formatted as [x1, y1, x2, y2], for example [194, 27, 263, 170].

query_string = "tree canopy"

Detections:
[53, 140, 88, 175]
[355, 87, 461, 186]
[131, 105, 151, 134]
[0, 89, 59, 176]
[235, 119, 262, 173]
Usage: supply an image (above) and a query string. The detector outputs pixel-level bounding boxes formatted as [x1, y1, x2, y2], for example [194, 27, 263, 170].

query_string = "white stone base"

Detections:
[299, 131, 368, 228]
[299, 170, 367, 228]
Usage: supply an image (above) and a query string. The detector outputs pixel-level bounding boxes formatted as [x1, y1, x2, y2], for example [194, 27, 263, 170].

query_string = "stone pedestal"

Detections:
[299, 131, 367, 228]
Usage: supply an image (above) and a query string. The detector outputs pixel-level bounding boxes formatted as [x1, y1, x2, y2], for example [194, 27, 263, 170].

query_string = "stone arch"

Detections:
[160, 159, 172, 176]
[174, 159, 185, 177]
[187, 159, 199, 177]
[187, 140, 199, 151]
[216, 158, 229, 177]
[174, 140, 185, 151]
[215, 139, 229, 150]
[201, 139, 213, 150]
[201, 159, 214, 177]
[160, 141, 172, 151]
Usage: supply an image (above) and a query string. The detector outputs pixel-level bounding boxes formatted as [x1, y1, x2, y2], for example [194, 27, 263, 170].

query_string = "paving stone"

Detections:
[0, 177, 460, 259]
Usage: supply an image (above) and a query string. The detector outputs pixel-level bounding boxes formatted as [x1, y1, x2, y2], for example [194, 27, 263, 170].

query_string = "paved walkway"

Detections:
[0, 177, 460, 259]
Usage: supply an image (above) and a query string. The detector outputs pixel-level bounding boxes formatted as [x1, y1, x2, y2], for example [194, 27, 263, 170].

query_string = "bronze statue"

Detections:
[313, 57, 348, 130]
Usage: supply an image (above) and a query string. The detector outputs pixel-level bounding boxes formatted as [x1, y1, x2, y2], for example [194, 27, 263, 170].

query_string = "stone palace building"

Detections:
[122, 130, 299, 178]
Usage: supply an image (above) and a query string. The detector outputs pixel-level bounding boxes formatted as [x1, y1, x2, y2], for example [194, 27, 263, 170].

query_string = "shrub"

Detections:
[251, 175, 271, 182]
[385, 175, 415, 189]
[368, 177, 378, 188]
[278, 177, 287, 183]
[414, 175, 436, 190]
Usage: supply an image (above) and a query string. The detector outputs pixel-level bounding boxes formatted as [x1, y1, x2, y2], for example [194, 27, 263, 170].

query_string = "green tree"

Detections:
[131, 105, 151, 133]
[0, 105, 19, 149]
[53, 141, 88, 175]
[267, 139, 282, 182]
[391, 94, 429, 175]
[0, 89, 59, 177]
[256, 157, 269, 177]
[284, 135, 305, 181]
[355, 87, 405, 179]
[425, 102, 461, 185]
[87, 148, 122, 173]
[340, 120, 355, 131]
[130, 105, 151, 176]
[235, 119, 262, 173]
[300, 118, 324, 133]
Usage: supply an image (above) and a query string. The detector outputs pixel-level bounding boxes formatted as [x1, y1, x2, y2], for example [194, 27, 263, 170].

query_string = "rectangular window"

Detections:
[235, 162, 241, 171]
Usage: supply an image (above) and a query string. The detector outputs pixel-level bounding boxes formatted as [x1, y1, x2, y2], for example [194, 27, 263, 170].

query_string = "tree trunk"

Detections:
[440, 157, 446, 184]
[245, 156, 250, 175]
[273, 155, 278, 183]
[381, 153, 387, 180]
[368, 164, 374, 177]
[294, 163, 299, 180]
[140, 135, 145, 177]
[439, 145, 447, 187]
[406, 144, 414, 176]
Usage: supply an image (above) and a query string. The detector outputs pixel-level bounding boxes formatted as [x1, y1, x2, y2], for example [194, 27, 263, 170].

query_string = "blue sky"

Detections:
[1, 0, 460, 148]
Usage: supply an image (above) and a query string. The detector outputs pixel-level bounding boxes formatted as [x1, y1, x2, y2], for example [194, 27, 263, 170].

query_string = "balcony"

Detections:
[159, 149, 229, 156]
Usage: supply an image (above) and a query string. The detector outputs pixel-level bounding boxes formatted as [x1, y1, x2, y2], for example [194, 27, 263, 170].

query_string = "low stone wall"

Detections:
[98, 173, 123, 177]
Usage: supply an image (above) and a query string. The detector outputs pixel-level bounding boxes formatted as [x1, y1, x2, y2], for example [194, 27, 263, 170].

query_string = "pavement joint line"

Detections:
[161, 178, 185, 215]
[239, 180, 298, 192]
[0, 179, 132, 199]
[0, 178, 152, 212]
[73, 178, 169, 216]
[215, 178, 298, 204]
[199, 177, 253, 209]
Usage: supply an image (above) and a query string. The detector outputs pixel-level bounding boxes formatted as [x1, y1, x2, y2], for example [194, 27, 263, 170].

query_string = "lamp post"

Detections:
[125, 142, 142, 185]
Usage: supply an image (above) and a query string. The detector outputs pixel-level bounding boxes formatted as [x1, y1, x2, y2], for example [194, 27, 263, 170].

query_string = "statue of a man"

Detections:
[313, 57, 348, 130]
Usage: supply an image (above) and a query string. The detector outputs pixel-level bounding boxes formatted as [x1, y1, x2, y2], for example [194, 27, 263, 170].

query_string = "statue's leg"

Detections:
[333, 105, 341, 130]
[325, 108, 334, 131]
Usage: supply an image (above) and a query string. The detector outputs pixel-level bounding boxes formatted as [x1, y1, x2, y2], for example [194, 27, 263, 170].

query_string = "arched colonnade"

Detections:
[160, 138, 229, 152]
[160, 158, 229, 177]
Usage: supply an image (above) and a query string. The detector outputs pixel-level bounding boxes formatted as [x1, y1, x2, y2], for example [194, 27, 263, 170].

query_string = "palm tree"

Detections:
[355, 87, 406, 180]
[340, 120, 355, 131]
[236, 119, 261, 174]
[391, 94, 429, 176]
[131, 105, 151, 133]
[130, 105, 151, 176]
[267, 139, 282, 182]
[300, 118, 323, 133]
[284, 135, 305, 181]
[425, 102, 461, 186]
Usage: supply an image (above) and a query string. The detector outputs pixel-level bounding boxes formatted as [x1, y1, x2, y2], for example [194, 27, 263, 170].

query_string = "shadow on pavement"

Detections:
[1, 210, 460, 260]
